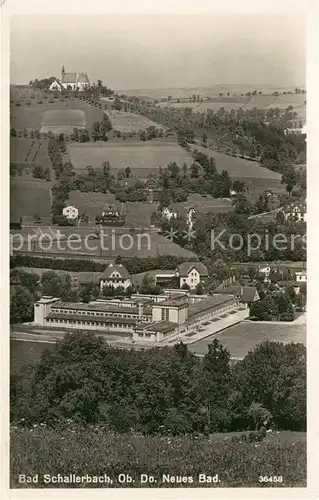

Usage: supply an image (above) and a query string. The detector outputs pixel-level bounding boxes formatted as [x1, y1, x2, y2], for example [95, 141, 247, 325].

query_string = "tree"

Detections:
[10, 286, 34, 324]
[232, 194, 253, 215]
[124, 166, 131, 178]
[249, 295, 277, 320]
[99, 114, 112, 140]
[232, 179, 247, 193]
[190, 162, 200, 179]
[195, 282, 204, 295]
[247, 402, 272, 430]
[41, 271, 73, 300]
[10, 270, 39, 297]
[236, 341, 306, 430]
[193, 339, 232, 432]
[281, 166, 298, 196]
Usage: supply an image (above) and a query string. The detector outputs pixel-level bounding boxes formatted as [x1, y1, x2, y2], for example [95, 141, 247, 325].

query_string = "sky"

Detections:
[10, 13, 306, 90]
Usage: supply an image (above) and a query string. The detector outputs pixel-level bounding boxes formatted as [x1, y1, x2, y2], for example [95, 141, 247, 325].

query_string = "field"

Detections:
[118, 84, 304, 100]
[175, 194, 233, 216]
[10, 426, 306, 487]
[189, 319, 306, 358]
[107, 110, 166, 133]
[242, 95, 277, 110]
[10, 177, 52, 220]
[10, 98, 103, 132]
[11, 224, 196, 259]
[68, 191, 159, 227]
[157, 93, 306, 116]
[41, 109, 86, 134]
[193, 145, 283, 189]
[10, 137, 49, 168]
[68, 140, 194, 175]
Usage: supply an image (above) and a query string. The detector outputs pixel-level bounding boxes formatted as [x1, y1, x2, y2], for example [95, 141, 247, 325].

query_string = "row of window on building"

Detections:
[51, 308, 138, 319]
[46, 318, 132, 329]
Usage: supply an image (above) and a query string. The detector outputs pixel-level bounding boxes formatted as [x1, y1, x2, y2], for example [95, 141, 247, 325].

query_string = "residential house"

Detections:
[99, 263, 132, 291]
[177, 262, 208, 290]
[214, 276, 259, 305]
[62, 205, 79, 220]
[258, 264, 271, 282]
[162, 205, 177, 222]
[283, 202, 307, 222]
[295, 270, 307, 283]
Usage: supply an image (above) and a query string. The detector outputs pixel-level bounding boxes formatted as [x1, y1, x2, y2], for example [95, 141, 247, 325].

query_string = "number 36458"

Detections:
[259, 476, 283, 483]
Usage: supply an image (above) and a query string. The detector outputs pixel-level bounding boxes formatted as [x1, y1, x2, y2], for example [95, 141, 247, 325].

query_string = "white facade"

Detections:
[284, 204, 307, 222]
[99, 265, 132, 292]
[162, 207, 177, 221]
[152, 303, 188, 324]
[62, 206, 79, 220]
[295, 271, 307, 282]
[49, 80, 63, 92]
[180, 267, 201, 290]
[34, 296, 60, 324]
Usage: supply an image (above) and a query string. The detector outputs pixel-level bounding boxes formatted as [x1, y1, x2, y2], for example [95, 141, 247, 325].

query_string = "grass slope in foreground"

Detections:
[10, 426, 306, 488]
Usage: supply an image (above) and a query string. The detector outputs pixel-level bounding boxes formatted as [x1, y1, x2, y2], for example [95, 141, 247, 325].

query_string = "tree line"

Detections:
[121, 98, 306, 173]
[11, 333, 306, 434]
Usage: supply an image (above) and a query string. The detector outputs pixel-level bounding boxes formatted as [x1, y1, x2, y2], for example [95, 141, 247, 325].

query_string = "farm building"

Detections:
[49, 66, 90, 92]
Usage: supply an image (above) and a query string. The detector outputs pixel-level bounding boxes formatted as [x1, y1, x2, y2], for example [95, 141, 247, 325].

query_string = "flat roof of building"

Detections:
[51, 301, 138, 315]
[136, 320, 177, 333]
[37, 296, 60, 304]
[188, 294, 235, 318]
[155, 297, 188, 308]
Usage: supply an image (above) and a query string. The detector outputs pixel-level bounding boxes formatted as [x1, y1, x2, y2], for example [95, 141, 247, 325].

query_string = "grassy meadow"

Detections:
[68, 140, 194, 175]
[189, 320, 307, 358]
[107, 110, 166, 133]
[10, 98, 103, 132]
[10, 425, 306, 488]
[10, 177, 52, 220]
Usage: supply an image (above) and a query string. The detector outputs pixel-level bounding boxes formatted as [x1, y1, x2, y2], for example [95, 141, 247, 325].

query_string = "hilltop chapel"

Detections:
[49, 66, 90, 92]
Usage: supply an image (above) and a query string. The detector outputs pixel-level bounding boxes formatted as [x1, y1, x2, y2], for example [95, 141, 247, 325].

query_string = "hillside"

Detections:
[10, 426, 306, 488]
[157, 93, 306, 119]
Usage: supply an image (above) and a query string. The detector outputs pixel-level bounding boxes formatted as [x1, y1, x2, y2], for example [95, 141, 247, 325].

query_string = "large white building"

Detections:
[33, 292, 240, 343]
[49, 66, 90, 92]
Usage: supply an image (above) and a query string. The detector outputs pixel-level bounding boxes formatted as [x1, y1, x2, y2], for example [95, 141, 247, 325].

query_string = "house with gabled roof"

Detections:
[283, 201, 307, 222]
[99, 263, 132, 291]
[49, 66, 90, 92]
[214, 276, 259, 305]
[176, 261, 208, 290]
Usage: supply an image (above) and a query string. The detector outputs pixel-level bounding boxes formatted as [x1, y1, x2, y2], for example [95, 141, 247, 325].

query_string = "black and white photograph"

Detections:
[3, 0, 311, 492]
